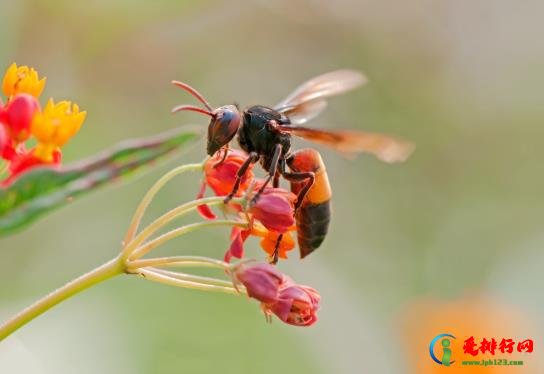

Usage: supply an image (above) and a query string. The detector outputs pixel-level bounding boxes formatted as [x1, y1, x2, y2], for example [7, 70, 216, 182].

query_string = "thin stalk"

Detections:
[135, 268, 240, 295]
[127, 255, 230, 271]
[148, 268, 238, 288]
[0, 257, 124, 341]
[121, 196, 244, 259]
[129, 220, 248, 260]
[123, 163, 204, 245]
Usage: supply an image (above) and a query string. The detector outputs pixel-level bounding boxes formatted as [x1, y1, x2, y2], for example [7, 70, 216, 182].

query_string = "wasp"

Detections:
[172, 70, 414, 262]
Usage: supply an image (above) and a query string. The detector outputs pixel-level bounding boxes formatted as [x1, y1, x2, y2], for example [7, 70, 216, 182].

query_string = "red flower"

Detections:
[194, 148, 298, 262]
[1, 93, 40, 143]
[265, 285, 320, 327]
[232, 262, 321, 326]
[2, 147, 61, 186]
[196, 179, 217, 220]
[0, 123, 7, 157]
[204, 149, 254, 196]
[197, 149, 255, 220]
[224, 226, 251, 262]
[222, 187, 297, 263]
[233, 262, 286, 304]
[249, 188, 296, 233]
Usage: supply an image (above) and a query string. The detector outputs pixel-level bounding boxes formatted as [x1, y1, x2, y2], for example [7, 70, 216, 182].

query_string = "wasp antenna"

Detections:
[171, 104, 214, 116]
[171, 80, 213, 111]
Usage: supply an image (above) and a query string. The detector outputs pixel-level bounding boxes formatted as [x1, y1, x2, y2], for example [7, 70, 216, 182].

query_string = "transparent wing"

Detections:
[277, 125, 415, 163]
[280, 99, 328, 125]
[275, 69, 367, 111]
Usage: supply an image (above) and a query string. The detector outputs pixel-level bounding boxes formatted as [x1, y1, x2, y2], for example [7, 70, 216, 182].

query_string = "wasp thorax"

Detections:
[207, 105, 241, 156]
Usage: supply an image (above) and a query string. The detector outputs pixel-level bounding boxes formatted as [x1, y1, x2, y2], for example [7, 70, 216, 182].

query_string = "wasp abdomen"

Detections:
[287, 149, 332, 258]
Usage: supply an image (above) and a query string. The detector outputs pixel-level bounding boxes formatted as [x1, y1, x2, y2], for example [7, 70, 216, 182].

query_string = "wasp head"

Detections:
[206, 105, 240, 156]
[171, 81, 241, 156]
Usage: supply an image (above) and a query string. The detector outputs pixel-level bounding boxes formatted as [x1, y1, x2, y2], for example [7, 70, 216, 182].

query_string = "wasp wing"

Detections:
[275, 70, 367, 125]
[280, 99, 328, 125]
[277, 125, 415, 163]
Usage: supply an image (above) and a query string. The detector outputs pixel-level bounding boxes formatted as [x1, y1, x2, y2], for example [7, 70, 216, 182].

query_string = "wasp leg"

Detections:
[280, 160, 315, 211]
[268, 160, 315, 263]
[224, 151, 259, 204]
[269, 233, 284, 265]
[251, 143, 282, 204]
[213, 144, 230, 168]
[273, 170, 281, 188]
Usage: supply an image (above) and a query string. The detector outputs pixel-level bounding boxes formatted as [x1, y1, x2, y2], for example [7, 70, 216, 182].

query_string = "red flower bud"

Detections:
[249, 188, 296, 233]
[233, 263, 286, 304]
[266, 285, 320, 327]
[2, 94, 40, 143]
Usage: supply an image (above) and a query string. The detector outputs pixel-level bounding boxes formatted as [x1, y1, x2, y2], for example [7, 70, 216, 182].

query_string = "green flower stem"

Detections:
[122, 196, 244, 260]
[0, 161, 8, 180]
[148, 268, 239, 288]
[126, 255, 230, 270]
[135, 268, 241, 295]
[129, 219, 248, 260]
[0, 257, 124, 342]
[123, 162, 204, 246]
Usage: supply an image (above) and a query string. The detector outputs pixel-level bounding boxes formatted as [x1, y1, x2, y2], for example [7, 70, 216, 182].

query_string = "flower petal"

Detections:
[196, 180, 216, 220]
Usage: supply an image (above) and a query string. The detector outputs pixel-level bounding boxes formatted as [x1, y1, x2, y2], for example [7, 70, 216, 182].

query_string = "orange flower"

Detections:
[31, 99, 86, 162]
[0, 63, 87, 185]
[224, 222, 297, 262]
[251, 222, 297, 260]
[2, 63, 46, 99]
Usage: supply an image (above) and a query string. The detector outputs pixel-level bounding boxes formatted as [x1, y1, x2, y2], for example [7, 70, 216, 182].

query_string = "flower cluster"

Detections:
[233, 262, 320, 326]
[197, 149, 299, 262]
[0, 63, 86, 185]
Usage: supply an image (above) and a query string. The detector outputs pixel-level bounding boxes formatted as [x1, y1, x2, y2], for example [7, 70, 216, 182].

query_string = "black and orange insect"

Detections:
[172, 70, 414, 262]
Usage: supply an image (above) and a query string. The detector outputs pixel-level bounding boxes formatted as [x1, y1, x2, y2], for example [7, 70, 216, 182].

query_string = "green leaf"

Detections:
[0, 128, 201, 236]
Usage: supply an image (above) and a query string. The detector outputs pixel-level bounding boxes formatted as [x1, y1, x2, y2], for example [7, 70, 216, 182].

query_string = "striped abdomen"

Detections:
[287, 148, 332, 258]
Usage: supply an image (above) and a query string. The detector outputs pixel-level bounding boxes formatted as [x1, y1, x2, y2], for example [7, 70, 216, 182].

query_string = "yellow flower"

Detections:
[32, 99, 86, 162]
[2, 63, 46, 99]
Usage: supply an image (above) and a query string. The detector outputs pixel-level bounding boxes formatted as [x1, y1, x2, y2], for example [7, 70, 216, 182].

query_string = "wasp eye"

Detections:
[207, 105, 241, 156]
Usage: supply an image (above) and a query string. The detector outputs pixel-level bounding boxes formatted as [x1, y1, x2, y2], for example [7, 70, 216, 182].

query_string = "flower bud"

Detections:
[249, 188, 296, 233]
[233, 263, 286, 304]
[266, 285, 320, 326]
[2, 93, 40, 143]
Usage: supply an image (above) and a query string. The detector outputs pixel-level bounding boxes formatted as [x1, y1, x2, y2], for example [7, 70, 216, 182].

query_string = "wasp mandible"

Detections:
[172, 70, 415, 261]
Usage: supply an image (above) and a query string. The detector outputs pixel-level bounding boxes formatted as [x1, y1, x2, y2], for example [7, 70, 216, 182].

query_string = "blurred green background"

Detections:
[1, 1, 543, 373]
